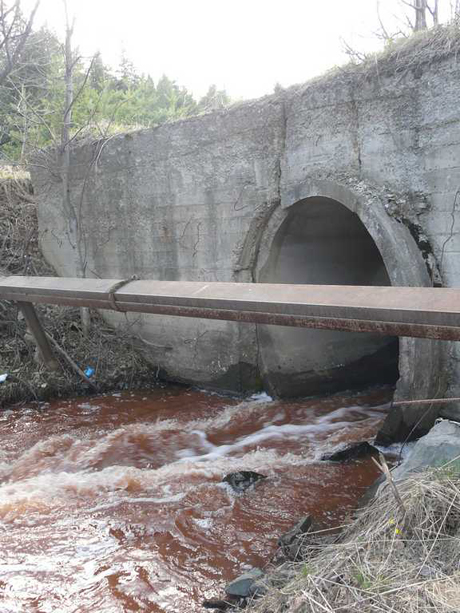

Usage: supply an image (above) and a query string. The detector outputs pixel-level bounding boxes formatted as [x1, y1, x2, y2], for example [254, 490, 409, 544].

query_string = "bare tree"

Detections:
[60, 0, 94, 334]
[400, 0, 440, 30]
[0, 0, 39, 85]
[343, 0, 447, 66]
[7, 3, 116, 337]
[426, 0, 439, 26]
[60, 1, 74, 255]
[415, 0, 428, 30]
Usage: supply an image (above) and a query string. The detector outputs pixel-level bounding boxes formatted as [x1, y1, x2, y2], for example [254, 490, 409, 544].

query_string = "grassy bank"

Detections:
[249, 466, 460, 612]
[0, 169, 158, 407]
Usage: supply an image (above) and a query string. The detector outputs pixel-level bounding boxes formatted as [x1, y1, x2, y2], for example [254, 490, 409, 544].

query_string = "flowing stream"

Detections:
[0, 386, 394, 612]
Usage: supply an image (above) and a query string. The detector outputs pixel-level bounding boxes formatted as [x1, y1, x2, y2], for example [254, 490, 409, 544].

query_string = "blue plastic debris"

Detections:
[84, 367, 95, 378]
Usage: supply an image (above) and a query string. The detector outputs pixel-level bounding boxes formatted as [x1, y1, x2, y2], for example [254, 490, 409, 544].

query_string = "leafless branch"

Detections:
[0, 0, 40, 85]
[426, 0, 439, 25]
[341, 37, 368, 63]
[6, 75, 56, 141]
[376, 0, 391, 40]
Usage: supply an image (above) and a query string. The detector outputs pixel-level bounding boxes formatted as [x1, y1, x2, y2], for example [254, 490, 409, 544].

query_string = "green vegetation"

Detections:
[0, 22, 231, 163]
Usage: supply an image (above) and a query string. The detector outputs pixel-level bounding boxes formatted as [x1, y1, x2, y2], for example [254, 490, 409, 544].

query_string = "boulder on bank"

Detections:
[222, 471, 267, 493]
[360, 419, 460, 506]
[321, 441, 379, 462]
[391, 419, 460, 481]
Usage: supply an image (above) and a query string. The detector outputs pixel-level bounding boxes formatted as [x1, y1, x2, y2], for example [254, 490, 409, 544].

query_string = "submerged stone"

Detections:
[222, 471, 267, 493]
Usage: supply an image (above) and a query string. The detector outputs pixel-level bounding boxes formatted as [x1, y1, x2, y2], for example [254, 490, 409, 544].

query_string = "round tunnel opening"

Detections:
[258, 196, 399, 397]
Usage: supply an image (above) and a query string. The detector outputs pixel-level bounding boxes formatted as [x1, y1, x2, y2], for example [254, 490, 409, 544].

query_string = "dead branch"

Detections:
[45, 330, 98, 390]
[372, 453, 407, 516]
[0, 0, 40, 85]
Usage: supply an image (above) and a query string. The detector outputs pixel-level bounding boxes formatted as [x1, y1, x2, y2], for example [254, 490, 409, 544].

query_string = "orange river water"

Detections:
[0, 385, 396, 612]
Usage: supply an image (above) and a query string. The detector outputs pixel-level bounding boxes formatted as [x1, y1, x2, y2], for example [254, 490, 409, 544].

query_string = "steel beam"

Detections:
[17, 301, 59, 370]
[1, 276, 460, 341]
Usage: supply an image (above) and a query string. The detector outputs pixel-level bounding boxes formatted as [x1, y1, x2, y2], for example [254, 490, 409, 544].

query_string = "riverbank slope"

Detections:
[0, 171, 157, 406]
[246, 459, 460, 612]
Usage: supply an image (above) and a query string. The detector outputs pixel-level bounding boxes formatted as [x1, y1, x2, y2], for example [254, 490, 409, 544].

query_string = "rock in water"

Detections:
[321, 441, 379, 462]
[222, 471, 267, 493]
[278, 515, 313, 548]
[225, 568, 264, 598]
[202, 599, 233, 610]
[278, 515, 315, 560]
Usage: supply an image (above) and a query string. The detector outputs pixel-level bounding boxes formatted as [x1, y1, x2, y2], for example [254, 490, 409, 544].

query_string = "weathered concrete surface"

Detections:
[439, 402, 460, 422]
[34, 99, 285, 392]
[31, 33, 460, 439]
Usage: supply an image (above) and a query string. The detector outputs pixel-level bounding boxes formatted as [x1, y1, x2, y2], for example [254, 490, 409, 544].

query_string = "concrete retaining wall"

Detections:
[31, 37, 460, 440]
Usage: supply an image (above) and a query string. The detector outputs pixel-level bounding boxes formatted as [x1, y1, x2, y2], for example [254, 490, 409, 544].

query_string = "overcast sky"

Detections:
[22, 0, 453, 100]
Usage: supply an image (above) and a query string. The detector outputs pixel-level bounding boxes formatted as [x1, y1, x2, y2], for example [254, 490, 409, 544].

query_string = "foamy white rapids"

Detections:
[1, 400, 383, 480]
[0, 447, 313, 519]
[175, 420, 355, 463]
[249, 392, 274, 403]
[0, 394, 387, 520]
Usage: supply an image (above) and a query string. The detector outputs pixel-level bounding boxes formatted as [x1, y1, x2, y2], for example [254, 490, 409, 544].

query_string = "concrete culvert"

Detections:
[257, 197, 399, 397]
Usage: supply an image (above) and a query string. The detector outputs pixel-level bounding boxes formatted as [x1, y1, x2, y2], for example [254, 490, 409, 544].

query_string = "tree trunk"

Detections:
[61, 1, 91, 335]
[414, 0, 428, 30]
[61, 3, 73, 230]
[430, 0, 439, 25]
[19, 84, 29, 164]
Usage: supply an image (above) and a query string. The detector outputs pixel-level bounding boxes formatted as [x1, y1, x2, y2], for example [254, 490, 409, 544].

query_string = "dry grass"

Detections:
[250, 467, 460, 612]
[349, 19, 460, 77]
[283, 19, 460, 103]
[0, 172, 53, 278]
[0, 165, 30, 181]
[1, 302, 158, 406]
